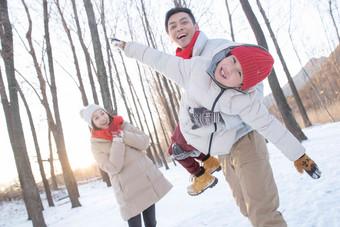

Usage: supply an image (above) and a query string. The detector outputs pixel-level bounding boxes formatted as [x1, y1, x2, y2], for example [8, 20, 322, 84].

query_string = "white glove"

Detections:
[112, 130, 124, 143]
[110, 38, 126, 51]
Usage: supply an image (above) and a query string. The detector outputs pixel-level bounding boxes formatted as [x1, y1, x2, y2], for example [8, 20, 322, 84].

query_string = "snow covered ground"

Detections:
[1, 121, 340, 227]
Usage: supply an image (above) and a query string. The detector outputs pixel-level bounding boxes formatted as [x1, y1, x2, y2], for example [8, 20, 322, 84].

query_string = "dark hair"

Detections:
[165, 7, 196, 33]
[92, 112, 113, 131]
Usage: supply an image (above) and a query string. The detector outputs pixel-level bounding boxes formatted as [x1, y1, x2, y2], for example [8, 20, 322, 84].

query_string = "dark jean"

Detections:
[127, 204, 156, 227]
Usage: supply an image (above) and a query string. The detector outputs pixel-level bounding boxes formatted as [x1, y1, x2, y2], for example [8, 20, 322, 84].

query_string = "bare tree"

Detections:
[83, 0, 113, 113]
[100, 0, 118, 115]
[136, 0, 178, 130]
[66, 0, 111, 187]
[225, 0, 235, 41]
[48, 128, 59, 190]
[21, 0, 81, 207]
[16, 80, 54, 207]
[256, 0, 312, 128]
[288, 2, 336, 123]
[43, 0, 81, 207]
[71, 0, 99, 105]
[55, 0, 88, 106]
[239, 0, 307, 141]
[329, 0, 340, 44]
[0, 1, 46, 225]
[173, 0, 187, 8]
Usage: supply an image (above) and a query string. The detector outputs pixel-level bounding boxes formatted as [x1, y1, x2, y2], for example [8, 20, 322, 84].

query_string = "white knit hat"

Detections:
[80, 104, 104, 127]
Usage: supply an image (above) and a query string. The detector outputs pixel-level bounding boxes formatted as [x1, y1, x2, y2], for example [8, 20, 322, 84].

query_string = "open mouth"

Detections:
[220, 68, 227, 79]
[177, 33, 187, 40]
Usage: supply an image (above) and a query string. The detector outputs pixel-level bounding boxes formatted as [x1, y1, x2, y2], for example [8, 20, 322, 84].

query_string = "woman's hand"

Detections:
[112, 130, 124, 143]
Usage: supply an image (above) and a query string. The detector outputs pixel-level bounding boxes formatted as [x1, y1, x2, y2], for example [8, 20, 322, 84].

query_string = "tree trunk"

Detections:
[329, 0, 340, 45]
[71, 0, 99, 105]
[83, 0, 113, 113]
[100, 0, 118, 114]
[48, 128, 59, 190]
[225, 0, 235, 41]
[17, 83, 54, 207]
[139, 0, 178, 130]
[55, 0, 88, 106]
[119, 53, 144, 128]
[287, 15, 336, 123]
[135, 63, 169, 169]
[239, 0, 307, 141]
[68, 0, 111, 187]
[43, 0, 81, 207]
[0, 1, 46, 225]
[256, 0, 312, 128]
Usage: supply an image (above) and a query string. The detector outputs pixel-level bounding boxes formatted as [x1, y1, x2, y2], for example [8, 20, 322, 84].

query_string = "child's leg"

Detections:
[170, 125, 219, 195]
[168, 124, 203, 175]
[170, 142, 201, 175]
[169, 124, 220, 175]
[170, 124, 199, 151]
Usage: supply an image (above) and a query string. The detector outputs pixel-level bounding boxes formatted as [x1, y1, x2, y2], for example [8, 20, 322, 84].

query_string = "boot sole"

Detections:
[206, 165, 222, 175]
[210, 165, 221, 174]
[188, 177, 218, 196]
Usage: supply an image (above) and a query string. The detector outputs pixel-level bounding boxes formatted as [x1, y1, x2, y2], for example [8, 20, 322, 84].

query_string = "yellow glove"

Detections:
[294, 154, 321, 179]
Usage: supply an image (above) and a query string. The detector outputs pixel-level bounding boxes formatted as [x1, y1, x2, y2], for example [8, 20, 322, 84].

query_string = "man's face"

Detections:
[214, 54, 244, 89]
[167, 12, 198, 49]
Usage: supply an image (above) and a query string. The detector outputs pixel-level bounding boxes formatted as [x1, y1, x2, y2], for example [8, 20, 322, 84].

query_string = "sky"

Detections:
[1, 121, 340, 227]
[0, 0, 339, 185]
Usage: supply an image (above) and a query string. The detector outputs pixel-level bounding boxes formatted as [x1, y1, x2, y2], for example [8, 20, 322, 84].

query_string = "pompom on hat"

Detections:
[230, 46, 274, 91]
[80, 104, 104, 127]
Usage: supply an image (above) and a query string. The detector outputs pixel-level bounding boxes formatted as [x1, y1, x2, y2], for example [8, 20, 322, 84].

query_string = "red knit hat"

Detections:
[230, 46, 274, 90]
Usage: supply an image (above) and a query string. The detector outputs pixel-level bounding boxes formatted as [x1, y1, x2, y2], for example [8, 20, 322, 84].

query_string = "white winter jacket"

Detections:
[124, 40, 305, 161]
[179, 32, 264, 149]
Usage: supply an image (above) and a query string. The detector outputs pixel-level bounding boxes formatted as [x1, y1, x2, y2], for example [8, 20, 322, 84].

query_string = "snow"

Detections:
[1, 122, 340, 227]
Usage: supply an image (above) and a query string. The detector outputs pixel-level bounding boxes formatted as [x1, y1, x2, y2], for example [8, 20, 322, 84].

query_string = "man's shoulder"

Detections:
[199, 38, 232, 58]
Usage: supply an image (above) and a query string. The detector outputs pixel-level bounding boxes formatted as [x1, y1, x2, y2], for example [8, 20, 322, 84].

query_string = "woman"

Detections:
[80, 104, 172, 227]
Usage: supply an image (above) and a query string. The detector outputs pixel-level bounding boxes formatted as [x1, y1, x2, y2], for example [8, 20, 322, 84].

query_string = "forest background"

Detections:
[0, 0, 339, 224]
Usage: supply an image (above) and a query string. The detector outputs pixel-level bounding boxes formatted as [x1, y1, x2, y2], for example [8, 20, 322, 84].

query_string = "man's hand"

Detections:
[188, 107, 224, 129]
[110, 38, 126, 51]
[294, 154, 321, 179]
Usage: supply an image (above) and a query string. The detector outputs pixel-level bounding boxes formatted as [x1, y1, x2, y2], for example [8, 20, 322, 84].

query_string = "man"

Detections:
[165, 7, 286, 226]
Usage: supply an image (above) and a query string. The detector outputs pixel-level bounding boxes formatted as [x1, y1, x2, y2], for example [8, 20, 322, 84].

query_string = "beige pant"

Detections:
[218, 131, 287, 227]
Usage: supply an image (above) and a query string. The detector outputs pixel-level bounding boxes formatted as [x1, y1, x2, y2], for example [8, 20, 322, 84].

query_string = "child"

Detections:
[80, 104, 172, 227]
[112, 39, 321, 190]
[111, 37, 222, 197]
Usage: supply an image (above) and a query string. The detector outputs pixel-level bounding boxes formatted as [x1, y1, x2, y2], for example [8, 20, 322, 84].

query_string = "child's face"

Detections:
[214, 54, 243, 89]
[92, 109, 109, 129]
[167, 12, 199, 49]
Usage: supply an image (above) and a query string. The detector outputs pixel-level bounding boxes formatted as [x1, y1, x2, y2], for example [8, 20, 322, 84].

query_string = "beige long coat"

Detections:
[91, 121, 172, 221]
